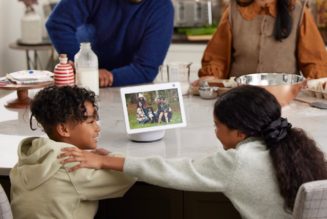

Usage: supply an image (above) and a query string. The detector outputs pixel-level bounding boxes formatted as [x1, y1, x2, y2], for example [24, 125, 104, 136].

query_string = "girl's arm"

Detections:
[60, 147, 238, 192]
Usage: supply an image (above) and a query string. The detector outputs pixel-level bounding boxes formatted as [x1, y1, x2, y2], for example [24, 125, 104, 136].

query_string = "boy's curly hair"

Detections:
[29, 85, 98, 137]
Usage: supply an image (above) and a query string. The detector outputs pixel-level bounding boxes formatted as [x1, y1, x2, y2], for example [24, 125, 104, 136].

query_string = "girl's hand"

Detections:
[93, 147, 110, 156]
[59, 147, 105, 171]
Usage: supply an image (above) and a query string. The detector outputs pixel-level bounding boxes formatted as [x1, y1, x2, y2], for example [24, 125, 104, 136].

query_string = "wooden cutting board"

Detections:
[186, 35, 212, 41]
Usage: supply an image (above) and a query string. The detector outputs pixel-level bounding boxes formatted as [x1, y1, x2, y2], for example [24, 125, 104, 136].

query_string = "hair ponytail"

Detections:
[274, 0, 292, 41]
[261, 117, 292, 147]
[268, 128, 327, 210]
[236, 0, 293, 41]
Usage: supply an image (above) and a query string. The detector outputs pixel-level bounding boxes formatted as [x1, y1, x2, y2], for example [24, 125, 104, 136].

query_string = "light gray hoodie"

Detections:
[10, 137, 135, 219]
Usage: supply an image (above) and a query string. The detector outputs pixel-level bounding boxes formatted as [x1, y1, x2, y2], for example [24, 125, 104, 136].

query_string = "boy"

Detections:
[10, 86, 135, 219]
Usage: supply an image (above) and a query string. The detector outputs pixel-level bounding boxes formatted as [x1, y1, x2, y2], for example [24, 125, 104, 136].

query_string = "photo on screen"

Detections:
[120, 83, 187, 134]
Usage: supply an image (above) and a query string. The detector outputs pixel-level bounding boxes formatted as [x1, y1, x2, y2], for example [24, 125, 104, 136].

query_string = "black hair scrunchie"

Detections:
[262, 117, 292, 147]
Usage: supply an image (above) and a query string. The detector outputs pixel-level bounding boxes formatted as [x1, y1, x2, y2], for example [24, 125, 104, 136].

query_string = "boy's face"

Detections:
[66, 101, 100, 150]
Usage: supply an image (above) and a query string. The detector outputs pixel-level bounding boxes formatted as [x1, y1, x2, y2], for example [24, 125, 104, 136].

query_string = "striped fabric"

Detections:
[293, 180, 327, 219]
[0, 185, 12, 219]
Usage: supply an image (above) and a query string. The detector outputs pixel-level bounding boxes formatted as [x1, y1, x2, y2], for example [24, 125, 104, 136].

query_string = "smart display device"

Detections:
[120, 82, 187, 142]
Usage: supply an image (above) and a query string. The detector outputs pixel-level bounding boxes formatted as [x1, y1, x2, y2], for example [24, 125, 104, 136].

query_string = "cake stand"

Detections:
[0, 81, 54, 108]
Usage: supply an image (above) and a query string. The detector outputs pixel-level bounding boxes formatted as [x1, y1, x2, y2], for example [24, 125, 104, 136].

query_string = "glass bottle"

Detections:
[74, 42, 99, 95]
[53, 54, 74, 86]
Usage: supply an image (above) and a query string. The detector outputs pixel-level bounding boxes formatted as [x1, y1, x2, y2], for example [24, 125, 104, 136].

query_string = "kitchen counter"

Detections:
[0, 87, 218, 175]
[1, 87, 327, 219]
[1, 87, 327, 176]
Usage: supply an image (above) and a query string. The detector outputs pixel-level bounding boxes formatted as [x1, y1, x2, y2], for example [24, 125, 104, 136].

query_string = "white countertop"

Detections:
[0, 88, 327, 175]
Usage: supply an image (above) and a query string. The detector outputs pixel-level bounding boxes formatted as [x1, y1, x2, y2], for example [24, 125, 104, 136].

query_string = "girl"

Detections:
[198, 0, 327, 80]
[60, 85, 327, 219]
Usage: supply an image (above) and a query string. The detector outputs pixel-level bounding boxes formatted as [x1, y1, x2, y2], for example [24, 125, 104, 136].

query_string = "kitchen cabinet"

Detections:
[184, 192, 242, 219]
[94, 182, 241, 219]
[0, 177, 241, 219]
[95, 183, 183, 219]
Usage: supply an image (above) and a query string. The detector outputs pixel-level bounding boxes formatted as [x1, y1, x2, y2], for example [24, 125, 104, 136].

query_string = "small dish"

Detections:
[199, 80, 219, 99]
[199, 86, 219, 99]
[191, 77, 237, 97]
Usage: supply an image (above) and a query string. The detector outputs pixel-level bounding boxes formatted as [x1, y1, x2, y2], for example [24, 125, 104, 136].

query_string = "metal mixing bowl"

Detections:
[235, 73, 306, 106]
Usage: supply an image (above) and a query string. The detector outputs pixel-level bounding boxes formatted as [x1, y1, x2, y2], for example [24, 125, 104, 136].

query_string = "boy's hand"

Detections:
[59, 147, 105, 171]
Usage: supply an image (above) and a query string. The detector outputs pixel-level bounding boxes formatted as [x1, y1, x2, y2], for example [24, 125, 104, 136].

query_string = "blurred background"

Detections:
[0, 0, 58, 76]
[0, 0, 326, 77]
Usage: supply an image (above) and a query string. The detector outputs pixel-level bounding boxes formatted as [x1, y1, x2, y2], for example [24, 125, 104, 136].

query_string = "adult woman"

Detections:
[199, 0, 327, 80]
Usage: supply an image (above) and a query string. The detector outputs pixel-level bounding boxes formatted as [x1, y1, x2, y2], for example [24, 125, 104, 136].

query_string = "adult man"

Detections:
[46, 0, 174, 87]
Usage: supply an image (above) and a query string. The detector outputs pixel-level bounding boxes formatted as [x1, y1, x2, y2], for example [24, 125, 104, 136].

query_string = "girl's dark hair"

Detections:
[236, 0, 293, 41]
[30, 85, 98, 137]
[214, 85, 327, 211]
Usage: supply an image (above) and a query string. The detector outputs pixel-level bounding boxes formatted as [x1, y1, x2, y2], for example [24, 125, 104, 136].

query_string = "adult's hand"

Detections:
[191, 76, 218, 87]
[19, 0, 37, 7]
[99, 69, 114, 87]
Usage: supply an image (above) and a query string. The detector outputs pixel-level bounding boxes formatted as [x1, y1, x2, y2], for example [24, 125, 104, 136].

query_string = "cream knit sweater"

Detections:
[124, 138, 292, 219]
